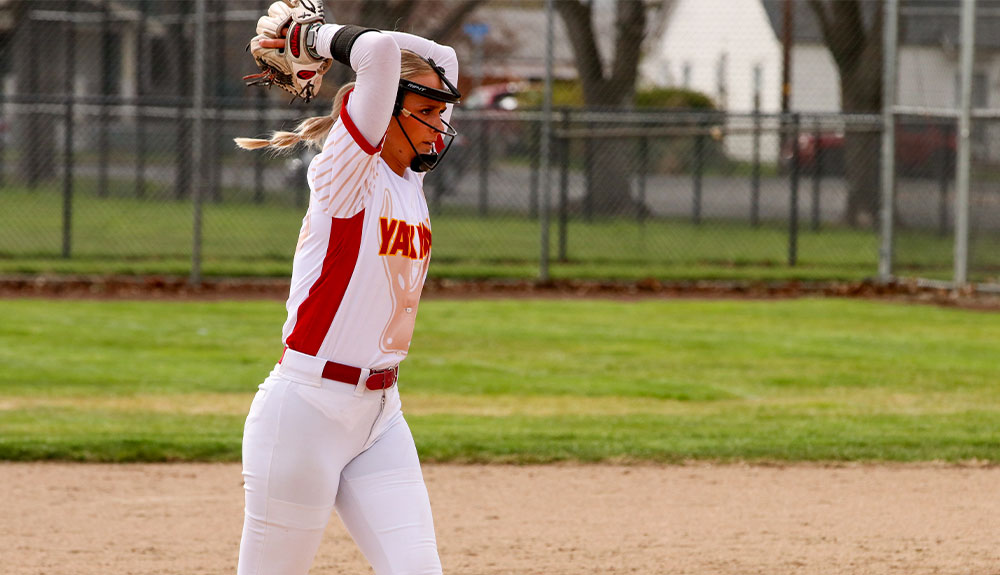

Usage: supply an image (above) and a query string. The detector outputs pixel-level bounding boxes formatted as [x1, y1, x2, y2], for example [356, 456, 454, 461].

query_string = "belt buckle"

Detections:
[365, 365, 397, 391]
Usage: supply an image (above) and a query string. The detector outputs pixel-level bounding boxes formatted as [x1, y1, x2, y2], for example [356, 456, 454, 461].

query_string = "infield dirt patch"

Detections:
[2, 462, 997, 574]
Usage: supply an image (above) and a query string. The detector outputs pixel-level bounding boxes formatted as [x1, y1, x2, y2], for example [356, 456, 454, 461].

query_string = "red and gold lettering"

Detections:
[417, 223, 432, 259]
[380, 218, 431, 260]
[378, 217, 398, 256]
[388, 222, 413, 257]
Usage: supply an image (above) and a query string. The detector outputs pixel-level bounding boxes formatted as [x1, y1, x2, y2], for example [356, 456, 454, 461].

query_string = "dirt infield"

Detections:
[3, 462, 998, 575]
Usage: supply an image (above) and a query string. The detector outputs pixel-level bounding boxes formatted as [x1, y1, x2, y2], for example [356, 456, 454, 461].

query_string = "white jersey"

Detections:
[278, 27, 457, 372]
[281, 90, 432, 370]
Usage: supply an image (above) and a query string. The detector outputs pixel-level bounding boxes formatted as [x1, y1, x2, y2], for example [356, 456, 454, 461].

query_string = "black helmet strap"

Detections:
[391, 57, 462, 172]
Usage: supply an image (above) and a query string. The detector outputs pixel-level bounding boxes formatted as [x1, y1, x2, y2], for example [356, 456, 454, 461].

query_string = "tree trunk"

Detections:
[840, 42, 882, 228]
[842, 130, 881, 228]
[583, 137, 638, 217]
[808, 0, 883, 228]
[556, 0, 646, 218]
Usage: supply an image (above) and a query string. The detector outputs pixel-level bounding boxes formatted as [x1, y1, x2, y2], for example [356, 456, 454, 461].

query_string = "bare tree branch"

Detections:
[807, 0, 833, 45]
[554, 0, 608, 103]
[608, 0, 646, 101]
[809, 0, 868, 73]
[426, 0, 488, 43]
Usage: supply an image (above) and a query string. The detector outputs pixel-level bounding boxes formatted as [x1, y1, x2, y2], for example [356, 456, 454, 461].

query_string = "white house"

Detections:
[644, 0, 1000, 113]
[642, 0, 1000, 161]
[758, 0, 998, 113]
[640, 0, 784, 162]
[641, 0, 782, 114]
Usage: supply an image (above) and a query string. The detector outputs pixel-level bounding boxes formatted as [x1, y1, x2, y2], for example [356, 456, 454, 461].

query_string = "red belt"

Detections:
[280, 348, 398, 390]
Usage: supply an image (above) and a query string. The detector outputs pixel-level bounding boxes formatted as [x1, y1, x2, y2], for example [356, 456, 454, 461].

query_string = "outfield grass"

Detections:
[2, 185, 989, 281]
[1, 298, 997, 463]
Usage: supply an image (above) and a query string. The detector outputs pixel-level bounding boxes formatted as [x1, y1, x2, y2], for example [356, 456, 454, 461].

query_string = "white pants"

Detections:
[237, 357, 441, 575]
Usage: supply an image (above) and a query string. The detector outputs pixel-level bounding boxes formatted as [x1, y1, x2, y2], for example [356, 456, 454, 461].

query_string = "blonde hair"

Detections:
[235, 50, 437, 153]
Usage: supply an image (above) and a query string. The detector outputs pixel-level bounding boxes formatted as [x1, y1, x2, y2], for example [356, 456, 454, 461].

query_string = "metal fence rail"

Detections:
[6, 99, 995, 282]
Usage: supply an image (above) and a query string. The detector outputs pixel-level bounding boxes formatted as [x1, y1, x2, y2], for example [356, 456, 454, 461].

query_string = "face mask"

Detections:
[392, 58, 462, 173]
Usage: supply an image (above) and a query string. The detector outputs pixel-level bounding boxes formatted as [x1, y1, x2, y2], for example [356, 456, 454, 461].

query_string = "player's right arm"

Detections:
[383, 31, 459, 126]
[308, 27, 401, 218]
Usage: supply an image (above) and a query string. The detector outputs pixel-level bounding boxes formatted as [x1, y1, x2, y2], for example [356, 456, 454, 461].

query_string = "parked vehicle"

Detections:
[464, 81, 528, 111]
[780, 122, 956, 177]
[448, 82, 530, 175]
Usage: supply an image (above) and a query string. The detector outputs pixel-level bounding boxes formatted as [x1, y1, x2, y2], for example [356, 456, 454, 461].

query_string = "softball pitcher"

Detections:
[234, 2, 461, 573]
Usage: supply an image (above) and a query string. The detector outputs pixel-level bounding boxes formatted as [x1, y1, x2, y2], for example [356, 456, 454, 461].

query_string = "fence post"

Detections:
[135, 0, 148, 199]
[26, 13, 39, 189]
[938, 122, 953, 237]
[692, 118, 705, 225]
[583, 125, 593, 221]
[62, 0, 77, 259]
[751, 109, 761, 227]
[558, 109, 570, 262]
[478, 115, 489, 217]
[0, 51, 6, 189]
[190, 0, 207, 286]
[879, 0, 900, 281]
[210, 0, 225, 203]
[811, 118, 822, 231]
[538, 0, 555, 281]
[788, 113, 800, 266]
[175, 1, 192, 201]
[529, 116, 540, 219]
[98, 0, 111, 198]
[638, 130, 648, 225]
[953, 0, 975, 286]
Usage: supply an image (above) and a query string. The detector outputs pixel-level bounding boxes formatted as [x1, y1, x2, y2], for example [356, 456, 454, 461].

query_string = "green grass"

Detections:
[3, 184, 994, 281]
[1, 298, 997, 463]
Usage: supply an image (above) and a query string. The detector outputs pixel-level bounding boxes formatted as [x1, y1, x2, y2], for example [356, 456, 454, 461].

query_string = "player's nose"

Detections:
[428, 114, 445, 132]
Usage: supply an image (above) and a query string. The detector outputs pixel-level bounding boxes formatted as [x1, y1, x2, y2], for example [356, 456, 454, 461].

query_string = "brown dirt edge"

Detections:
[2, 274, 999, 310]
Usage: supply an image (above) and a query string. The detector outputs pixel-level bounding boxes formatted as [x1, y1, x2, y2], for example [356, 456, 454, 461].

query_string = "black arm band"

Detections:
[330, 25, 379, 68]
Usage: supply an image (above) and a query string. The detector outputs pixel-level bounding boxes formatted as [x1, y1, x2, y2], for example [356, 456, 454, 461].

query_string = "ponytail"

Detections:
[234, 82, 356, 153]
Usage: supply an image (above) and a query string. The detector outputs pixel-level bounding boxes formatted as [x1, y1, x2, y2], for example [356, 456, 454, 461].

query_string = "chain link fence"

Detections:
[889, 0, 1000, 287]
[0, 0, 996, 287]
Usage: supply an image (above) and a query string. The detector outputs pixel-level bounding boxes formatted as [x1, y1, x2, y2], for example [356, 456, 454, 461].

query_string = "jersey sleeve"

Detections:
[309, 31, 401, 219]
[307, 91, 381, 219]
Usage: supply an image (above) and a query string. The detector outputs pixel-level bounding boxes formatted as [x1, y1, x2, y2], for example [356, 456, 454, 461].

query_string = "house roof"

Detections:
[462, 3, 582, 81]
[761, 0, 1000, 50]
[463, 0, 668, 82]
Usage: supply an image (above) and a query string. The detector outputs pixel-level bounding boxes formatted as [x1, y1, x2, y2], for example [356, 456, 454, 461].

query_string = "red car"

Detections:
[781, 122, 956, 177]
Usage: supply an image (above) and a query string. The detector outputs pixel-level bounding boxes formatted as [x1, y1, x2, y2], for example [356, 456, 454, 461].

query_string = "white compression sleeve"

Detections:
[316, 25, 400, 151]
[383, 31, 459, 125]
[315, 26, 460, 147]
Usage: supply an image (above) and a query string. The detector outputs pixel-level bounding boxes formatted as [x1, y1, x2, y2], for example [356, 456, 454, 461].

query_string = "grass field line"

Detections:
[0, 390, 987, 418]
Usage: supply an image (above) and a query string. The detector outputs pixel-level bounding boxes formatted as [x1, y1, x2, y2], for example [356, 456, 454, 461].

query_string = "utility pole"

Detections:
[781, 0, 793, 115]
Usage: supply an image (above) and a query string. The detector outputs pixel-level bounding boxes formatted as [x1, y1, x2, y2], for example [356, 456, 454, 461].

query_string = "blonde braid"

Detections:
[234, 83, 356, 153]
